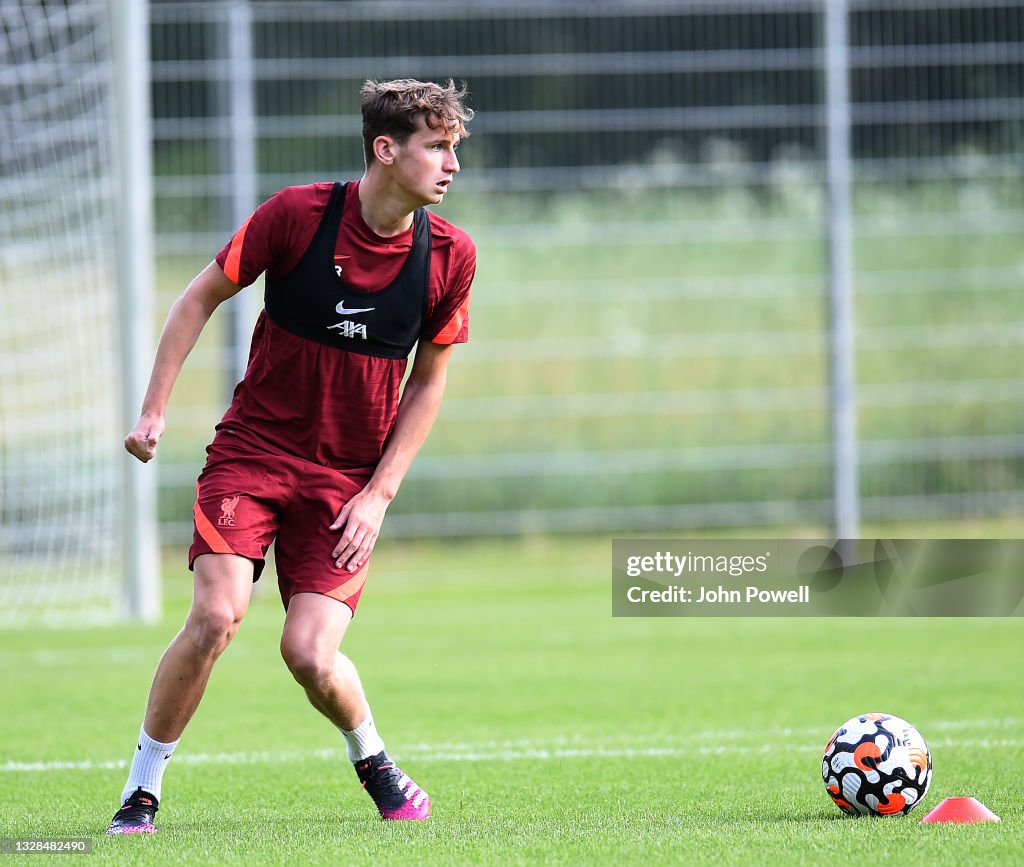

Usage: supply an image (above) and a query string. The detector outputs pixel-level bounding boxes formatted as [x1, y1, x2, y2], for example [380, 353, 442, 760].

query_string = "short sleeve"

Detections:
[423, 231, 476, 344]
[214, 184, 330, 287]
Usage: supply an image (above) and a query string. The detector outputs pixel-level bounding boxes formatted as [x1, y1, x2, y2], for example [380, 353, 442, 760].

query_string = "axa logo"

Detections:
[334, 254, 350, 277]
[218, 495, 239, 527]
[328, 320, 368, 339]
[328, 297, 374, 340]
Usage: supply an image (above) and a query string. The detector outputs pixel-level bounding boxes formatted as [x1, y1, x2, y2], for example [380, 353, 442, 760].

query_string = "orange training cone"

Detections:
[919, 797, 1001, 824]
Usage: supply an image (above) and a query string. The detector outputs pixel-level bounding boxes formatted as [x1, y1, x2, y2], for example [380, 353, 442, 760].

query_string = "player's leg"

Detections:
[279, 590, 430, 821]
[106, 443, 291, 835]
[279, 590, 365, 729]
[274, 463, 430, 820]
[274, 464, 371, 728]
[107, 553, 254, 835]
[144, 553, 255, 740]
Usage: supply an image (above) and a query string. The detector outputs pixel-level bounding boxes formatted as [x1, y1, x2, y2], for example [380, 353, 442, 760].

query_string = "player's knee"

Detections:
[280, 642, 334, 690]
[185, 603, 241, 658]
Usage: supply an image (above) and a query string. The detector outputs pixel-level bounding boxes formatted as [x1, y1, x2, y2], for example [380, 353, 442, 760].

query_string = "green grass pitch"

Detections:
[1, 533, 1021, 865]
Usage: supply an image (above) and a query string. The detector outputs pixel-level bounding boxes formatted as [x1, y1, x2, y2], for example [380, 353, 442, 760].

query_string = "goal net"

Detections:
[0, 1, 124, 625]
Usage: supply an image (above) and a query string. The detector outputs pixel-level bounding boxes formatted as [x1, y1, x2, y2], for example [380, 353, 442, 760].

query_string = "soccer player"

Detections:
[106, 79, 475, 834]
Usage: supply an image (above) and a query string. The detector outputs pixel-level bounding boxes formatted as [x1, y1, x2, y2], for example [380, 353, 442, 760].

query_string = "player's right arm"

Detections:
[124, 262, 241, 463]
[125, 184, 323, 462]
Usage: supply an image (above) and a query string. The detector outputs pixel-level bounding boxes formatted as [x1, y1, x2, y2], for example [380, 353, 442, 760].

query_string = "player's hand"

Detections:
[124, 414, 165, 463]
[330, 488, 389, 572]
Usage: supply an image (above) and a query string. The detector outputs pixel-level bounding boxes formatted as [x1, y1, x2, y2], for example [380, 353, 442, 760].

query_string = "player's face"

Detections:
[391, 115, 461, 205]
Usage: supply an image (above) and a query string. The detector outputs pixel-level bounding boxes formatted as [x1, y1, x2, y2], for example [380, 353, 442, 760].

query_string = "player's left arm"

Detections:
[330, 339, 454, 572]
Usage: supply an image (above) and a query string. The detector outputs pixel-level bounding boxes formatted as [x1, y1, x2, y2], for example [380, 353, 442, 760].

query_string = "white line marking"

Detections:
[0, 645, 252, 667]
[2, 722, 1019, 773]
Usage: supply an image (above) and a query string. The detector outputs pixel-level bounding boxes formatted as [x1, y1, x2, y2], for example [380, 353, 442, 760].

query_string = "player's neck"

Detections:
[357, 172, 416, 237]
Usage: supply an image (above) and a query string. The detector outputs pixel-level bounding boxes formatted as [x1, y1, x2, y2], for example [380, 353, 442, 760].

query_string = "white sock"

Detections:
[121, 726, 179, 804]
[340, 709, 386, 762]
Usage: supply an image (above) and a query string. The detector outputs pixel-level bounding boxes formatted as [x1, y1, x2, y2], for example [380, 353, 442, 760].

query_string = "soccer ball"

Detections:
[822, 713, 932, 816]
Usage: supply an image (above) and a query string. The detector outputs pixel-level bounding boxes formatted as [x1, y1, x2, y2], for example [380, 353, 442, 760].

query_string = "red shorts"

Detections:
[188, 439, 375, 613]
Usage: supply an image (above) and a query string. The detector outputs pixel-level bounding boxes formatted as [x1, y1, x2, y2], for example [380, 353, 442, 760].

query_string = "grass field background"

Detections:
[1, 523, 1021, 865]
[149, 180, 1024, 534]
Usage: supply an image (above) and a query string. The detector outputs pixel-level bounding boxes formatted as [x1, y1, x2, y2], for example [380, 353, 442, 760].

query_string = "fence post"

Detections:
[824, 0, 860, 539]
[112, 0, 161, 621]
[224, 0, 258, 394]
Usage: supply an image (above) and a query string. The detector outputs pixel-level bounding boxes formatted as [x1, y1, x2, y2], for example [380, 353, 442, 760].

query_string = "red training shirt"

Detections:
[211, 180, 476, 470]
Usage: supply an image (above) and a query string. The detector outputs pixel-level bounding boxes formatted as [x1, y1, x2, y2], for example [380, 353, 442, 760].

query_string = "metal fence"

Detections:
[148, 0, 1024, 542]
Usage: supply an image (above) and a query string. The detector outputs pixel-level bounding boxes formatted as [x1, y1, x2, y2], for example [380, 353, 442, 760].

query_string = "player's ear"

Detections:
[373, 135, 398, 166]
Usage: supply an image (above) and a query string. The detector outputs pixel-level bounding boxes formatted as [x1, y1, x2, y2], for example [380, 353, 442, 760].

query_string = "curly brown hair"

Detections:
[360, 78, 473, 166]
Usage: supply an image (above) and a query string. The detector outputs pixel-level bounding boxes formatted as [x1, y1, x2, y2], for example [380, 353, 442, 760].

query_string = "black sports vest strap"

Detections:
[264, 182, 431, 359]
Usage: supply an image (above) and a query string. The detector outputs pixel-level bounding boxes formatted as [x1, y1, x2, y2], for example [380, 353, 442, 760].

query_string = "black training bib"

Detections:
[264, 182, 431, 359]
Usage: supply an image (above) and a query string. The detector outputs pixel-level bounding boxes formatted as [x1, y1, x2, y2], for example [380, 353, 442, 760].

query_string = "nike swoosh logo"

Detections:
[336, 301, 375, 315]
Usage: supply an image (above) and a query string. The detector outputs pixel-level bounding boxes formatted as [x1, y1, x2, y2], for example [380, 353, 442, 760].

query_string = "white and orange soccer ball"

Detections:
[822, 713, 932, 817]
